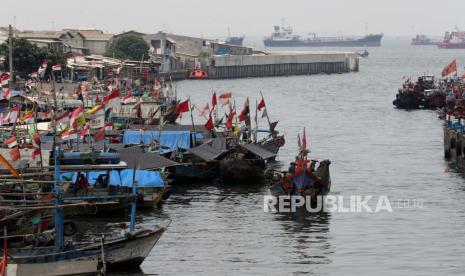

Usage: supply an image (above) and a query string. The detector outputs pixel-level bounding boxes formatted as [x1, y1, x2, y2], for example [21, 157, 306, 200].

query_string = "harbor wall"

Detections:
[208, 52, 358, 79]
[444, 126, 465, 170]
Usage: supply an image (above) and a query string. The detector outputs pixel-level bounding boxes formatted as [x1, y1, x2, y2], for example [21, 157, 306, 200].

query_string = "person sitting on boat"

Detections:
[288, 162, 296, 174]
[74, 173, 89, 195]
[95, 174, 107, 189]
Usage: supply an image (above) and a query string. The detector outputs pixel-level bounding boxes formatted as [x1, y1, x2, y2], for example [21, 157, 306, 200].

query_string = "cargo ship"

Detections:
[438, 30, 465, 49]
[411, 34, 438, 45]
[263, 24, 383, 47]
[225, 36, 244, 46]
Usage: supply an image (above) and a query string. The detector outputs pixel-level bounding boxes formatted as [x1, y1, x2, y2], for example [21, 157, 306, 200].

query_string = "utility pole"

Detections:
[8, 24, 13, 83]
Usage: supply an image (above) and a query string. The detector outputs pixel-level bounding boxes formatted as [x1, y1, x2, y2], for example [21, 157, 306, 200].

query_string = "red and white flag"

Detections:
[103, 88, 120, 108]
[69, 107, 84, 128]
[258, 98, 266, 111]
[177, 99, 190, 117]
[226, 111, 235, 129]
[29, 71, 39, 79]
[205, 112, 214, 131]
[219, 92, 232, 106]
[122, 91, 133, 104]
[54, 112, 69, 131]
[61, 129, 78, 141]
[442, 59, 457, 77]
[1, 74, 9, 87]
[32, 131, 41, 148]
[94, 127, 105, 142]
[10, 146, 20, 161]
[4, 136, 17, 149]
[105, 122, 114, 131]
[6, 106, 20, 123]
[200, 103, 210, 116]
[80, 125, 90, 138]
[32, 148, 41, 161]
[52, 64, 61, 71]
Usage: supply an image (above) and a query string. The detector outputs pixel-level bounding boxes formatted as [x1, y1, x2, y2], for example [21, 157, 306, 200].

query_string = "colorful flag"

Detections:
[104, 122, 114, 131]
[258, 98, 266, 110]
[94, 127, 105, 142]
[1, 74, 9, 87]
[442, 59, 457, 77]
[61, 129, 78, 141]
[69, 107, 84, 128]
[52, 64, 62, 71]
[212, 92, 217, 108]
[20, 112, 35, 124]
[32, 131, 41, 148]
[238, 98, 250, 122]
[4, 136, 17, 148]
[177, 99, 190, 116]
[200, 103, 210, 116]
[219, 92, 232, 106]
[10, 146, 20, 161]
[205, 112, 214, 131]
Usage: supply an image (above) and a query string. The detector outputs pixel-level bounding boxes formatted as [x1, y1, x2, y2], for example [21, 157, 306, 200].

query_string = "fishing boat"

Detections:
[411, 34, 438, 46]
[393, 75, 446, 109]
[268, 128, 331, 206]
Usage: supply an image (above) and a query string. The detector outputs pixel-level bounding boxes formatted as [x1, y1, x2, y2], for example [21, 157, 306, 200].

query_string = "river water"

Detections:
[113, 40, 465, 275]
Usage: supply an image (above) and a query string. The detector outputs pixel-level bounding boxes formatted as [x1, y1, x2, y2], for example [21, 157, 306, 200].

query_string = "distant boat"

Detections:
[225, 36, 244, 46]
[411, 34, 438, 45]
[438, 30, 465, 49]
[263, 23, 383, 47]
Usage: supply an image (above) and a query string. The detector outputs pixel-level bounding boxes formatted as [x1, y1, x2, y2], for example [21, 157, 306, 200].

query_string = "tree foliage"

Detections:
[0, 38, 66, 78]
[105, 34, 149, 61]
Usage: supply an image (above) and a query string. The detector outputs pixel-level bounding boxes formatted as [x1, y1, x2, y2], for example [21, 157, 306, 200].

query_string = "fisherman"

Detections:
[288, 162, 296, 174]
[74, 173, 89, 195]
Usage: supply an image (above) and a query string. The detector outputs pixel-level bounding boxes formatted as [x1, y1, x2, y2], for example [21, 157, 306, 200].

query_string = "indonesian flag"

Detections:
[1, 74, 9, 87]
[212, 92, 217, 108]
[80, 125, 90, 138]
[54, 112, 69, 131]
[122, 91, 133, 104]
[69, 106, 84, 128]
[32, 148, 41, 161]
[104, 122, 114, 131]
[20, 112, 35, 124]
[442, 59, 457, 77]
[226, 111, 235, 129]
[52, 64, 61, 71]
[219, 92, 232, 106]
[103, 88, 120, 108]
[200, 103, 210, 116]
[38, 110, 52, 120]
[6, 106, 20, 123]
[258, 98, 266, 111]
[4, 136, 18, 149]
[94, 127, 105, 142]
[238, 98, 250, 122]
[61, 129, 78, 141]
[177, 99, 190, 117]
[205, 112, 214, 131]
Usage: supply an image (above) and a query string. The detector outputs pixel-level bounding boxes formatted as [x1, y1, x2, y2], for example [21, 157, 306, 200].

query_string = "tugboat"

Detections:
[264, 21, 383, 47]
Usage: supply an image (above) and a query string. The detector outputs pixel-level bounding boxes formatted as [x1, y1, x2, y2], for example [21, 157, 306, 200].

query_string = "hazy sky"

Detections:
[3, 0, 465, 38]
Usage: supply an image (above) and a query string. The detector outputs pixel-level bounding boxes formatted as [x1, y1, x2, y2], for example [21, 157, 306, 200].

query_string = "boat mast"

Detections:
[8, 24, 13, 84]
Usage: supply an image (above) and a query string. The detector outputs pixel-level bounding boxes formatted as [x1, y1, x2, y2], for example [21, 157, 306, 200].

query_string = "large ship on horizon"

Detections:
[438, 29, 465, 49]
[411, 34, 438, 46]
[264, 23, 383, 47]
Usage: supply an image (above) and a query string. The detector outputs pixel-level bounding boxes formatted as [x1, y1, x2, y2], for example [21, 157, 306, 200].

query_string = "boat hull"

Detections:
[264, 34, 383, 47]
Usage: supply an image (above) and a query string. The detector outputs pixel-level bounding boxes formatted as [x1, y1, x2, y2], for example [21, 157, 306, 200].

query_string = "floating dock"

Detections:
[207, 51, 359, 79]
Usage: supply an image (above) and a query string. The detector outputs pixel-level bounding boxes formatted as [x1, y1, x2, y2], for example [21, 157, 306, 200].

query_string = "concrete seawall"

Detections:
[207, 51, 358, 79]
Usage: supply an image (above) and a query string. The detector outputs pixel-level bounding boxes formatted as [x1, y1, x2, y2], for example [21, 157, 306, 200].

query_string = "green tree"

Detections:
[0, 38, 66, 78]
[105, 34, 149, 60]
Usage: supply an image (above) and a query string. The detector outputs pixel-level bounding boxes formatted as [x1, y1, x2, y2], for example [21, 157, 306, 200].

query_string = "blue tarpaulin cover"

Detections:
[60, 169, 164, 187]
[123, 130, 197, 151]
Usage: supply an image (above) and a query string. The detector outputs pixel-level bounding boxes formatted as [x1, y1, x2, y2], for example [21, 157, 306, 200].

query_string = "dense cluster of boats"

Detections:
[0, 59, 331, 274]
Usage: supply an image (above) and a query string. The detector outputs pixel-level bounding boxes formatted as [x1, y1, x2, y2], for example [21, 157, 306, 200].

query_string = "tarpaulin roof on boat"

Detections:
[118, 146, 179, 169]
[60, 169, 164, 187]
[186, 142, 227, 161]
[123, 130, 194, 151]
[242, 144, 276, 160]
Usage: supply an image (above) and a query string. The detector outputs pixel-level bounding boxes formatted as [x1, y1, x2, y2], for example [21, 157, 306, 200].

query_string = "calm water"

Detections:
[116, 40, 465, 275]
